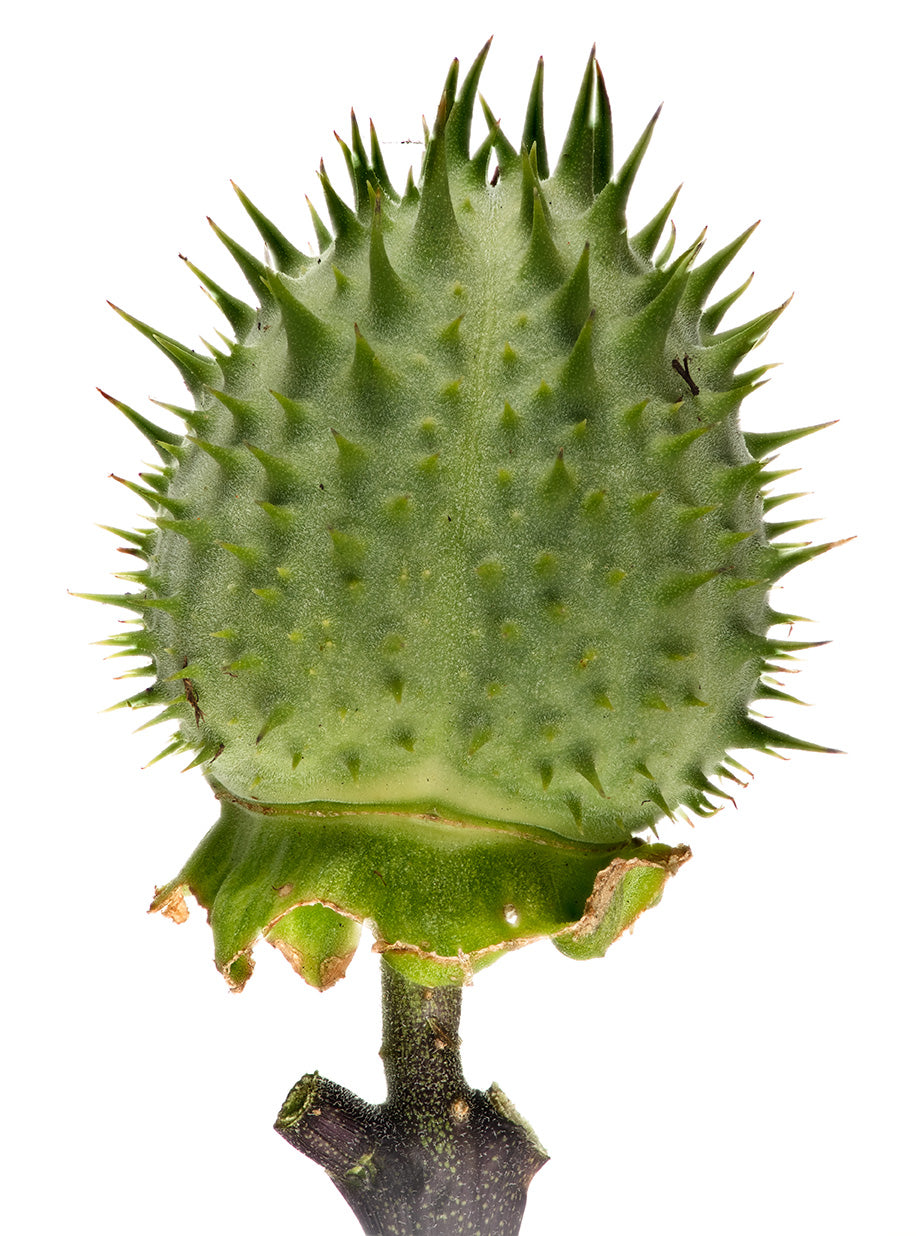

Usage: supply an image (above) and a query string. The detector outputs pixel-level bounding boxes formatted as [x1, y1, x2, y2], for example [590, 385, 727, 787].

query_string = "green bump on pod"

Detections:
[90, 45, 838, 995]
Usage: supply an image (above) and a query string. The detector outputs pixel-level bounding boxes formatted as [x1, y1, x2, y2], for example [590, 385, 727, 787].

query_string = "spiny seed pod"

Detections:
[87, 41, 839, 992]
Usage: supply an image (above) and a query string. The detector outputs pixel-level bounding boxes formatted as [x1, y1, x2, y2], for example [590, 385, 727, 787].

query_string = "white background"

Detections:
[3, 1, 913, 1233]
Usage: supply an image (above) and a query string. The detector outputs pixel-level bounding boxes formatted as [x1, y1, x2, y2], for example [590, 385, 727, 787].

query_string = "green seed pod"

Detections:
[89, 42, 838, 990]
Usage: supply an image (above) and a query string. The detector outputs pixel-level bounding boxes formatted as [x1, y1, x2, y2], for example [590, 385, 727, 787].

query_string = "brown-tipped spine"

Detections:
[231, 180, 311, 274]
[98, 389, 181, 462]
[413, 93, 463, 264]
[521, 57, 549, 178]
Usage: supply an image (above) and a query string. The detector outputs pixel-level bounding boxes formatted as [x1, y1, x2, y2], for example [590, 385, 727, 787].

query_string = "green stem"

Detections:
[275, 958, 548, 1235]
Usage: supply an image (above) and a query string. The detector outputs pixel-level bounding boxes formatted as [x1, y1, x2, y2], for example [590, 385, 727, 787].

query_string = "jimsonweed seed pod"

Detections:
[88, 41, 837, 992]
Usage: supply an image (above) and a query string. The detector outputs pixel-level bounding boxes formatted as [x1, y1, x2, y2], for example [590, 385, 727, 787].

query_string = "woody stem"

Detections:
[275, 957, 548, 1235]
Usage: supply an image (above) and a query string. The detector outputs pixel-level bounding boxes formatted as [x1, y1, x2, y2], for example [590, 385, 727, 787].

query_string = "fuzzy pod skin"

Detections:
[91, 42, 836, 988]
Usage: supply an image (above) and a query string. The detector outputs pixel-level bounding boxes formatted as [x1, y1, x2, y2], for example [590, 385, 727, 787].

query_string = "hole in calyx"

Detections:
[503, 904, 519, 926]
